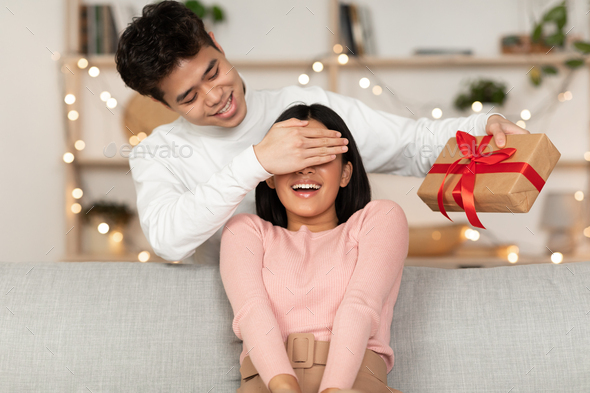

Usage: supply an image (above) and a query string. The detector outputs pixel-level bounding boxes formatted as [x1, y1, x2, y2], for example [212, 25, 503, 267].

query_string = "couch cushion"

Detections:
[0, 261, 588, 392]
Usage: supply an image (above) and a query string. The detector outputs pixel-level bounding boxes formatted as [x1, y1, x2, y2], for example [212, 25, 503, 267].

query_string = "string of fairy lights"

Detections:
[60, 45, 588, 263]
[61, 56, 155, 263]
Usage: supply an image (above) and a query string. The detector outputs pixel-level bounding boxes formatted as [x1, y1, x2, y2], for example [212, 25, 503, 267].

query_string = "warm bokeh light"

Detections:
[520, 109, 531, 120]
[138, 251, 150, 262]
[106, 98, 117, 109]
[129, 135, 140, 146]
[471, 101, 482, 112]
[431, 230, 441, 241]
[359, 77, 370, 89]
[72, 188, 83, 199]
[574, 191, 584, 201]
[97, 222, 110, 234]
[100, 91, 111, 102]
[312, 61, 324, 72]
[64, 94, 76, 105]
[67, 110, 79, 121]
[77, 58, 88, 69]
[464, 228, 480, 241]
[71, 203, 82, 214]
[333, 44, 343, 54]
[51, 52, 61, 61]
[431, 108, 442, 119]
[563, 91, 572, 100]
[583, 226, 590, 238]
[137, 132, 147, 141]
[298, 73, 310, 85]
[516, 120, 526, 129]
[74, 140, 85, 151]
[372, 85, 382, 95]
[337, 54, 349, 64]
[63, 152, 74, 163]
[88, 66, 100, 77]
[111, 231, 123, 242]
[550, 252, 563, 264]
[584, 151, 590, 161]
[507, 252, 518, 263]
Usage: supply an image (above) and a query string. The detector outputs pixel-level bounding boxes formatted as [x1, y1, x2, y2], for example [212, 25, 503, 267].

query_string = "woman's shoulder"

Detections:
[346, 199, 407, 235]
[224, 213, 276, 234]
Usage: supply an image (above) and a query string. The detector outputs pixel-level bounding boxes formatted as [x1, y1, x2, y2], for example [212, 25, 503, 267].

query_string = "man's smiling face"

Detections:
[157, 32, 247, 128]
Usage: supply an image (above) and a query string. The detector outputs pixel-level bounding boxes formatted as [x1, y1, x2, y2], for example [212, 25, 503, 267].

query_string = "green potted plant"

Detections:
[529, 1, 590, 86]
[454, 78, 507, 112]
[183, 1, 225, 24]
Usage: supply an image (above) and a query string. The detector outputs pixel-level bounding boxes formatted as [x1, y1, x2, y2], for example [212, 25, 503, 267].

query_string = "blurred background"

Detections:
[2, 0, 590, 268]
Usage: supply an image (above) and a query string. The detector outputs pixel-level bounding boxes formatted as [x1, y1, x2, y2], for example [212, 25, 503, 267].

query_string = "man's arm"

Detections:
[321, 89, 506, 177]
[129, 144, 271, 261]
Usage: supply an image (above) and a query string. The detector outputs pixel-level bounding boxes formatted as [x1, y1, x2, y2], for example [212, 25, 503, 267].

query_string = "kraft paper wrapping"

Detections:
[417, 133, 561, 214]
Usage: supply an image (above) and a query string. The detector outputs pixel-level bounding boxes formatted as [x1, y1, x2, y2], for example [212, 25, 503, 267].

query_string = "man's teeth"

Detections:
[217, 95, 232, 114]
[292, 184, 321, 190]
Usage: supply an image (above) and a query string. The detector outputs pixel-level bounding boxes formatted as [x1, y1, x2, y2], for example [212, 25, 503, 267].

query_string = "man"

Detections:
[115, 1, 528, 264]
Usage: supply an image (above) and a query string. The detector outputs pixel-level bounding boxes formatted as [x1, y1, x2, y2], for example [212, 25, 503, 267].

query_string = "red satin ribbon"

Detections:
[427, 131, 546, 229]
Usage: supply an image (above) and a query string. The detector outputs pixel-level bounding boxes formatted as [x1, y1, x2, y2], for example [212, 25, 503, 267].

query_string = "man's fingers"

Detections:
[298, 127, 343, 138]
[277, 118, 308, 128]
[492, 129, 507, 147]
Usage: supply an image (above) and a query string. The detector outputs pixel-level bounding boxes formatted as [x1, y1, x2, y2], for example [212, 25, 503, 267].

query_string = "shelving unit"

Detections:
[60, 0, 590, 264]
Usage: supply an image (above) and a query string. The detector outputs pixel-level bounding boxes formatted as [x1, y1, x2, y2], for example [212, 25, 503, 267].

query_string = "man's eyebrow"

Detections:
[175, 59, 218, 104]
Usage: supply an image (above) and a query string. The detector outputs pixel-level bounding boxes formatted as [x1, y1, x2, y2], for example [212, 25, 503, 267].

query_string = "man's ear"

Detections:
[149, 96, 175, 112]
[208, 31, 225, 56]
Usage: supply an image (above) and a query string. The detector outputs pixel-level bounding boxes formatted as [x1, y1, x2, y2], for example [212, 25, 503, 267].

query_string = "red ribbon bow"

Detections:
[428, 130, 545, 229]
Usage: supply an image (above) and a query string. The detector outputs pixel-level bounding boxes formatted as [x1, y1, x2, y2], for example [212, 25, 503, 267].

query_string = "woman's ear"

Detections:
[266, 176, 276, 189]
[340, 161, 353, 187]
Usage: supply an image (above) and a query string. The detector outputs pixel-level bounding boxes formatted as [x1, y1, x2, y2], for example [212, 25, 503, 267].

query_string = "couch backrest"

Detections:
[1, 261, 588, 392]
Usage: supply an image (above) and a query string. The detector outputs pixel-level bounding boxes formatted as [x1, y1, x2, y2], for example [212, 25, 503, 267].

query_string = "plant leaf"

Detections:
[573, 41, 590, 54]
[565, 58, 585, 69]
[532, 23, 543, 43]
[541, 65, 558, 75]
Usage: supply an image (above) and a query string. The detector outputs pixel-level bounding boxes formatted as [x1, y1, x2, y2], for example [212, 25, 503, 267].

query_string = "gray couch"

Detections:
[1, 260, 589, 392]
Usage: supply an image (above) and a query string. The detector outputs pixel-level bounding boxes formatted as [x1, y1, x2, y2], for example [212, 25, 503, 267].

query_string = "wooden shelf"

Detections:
[61, 52, 590, 70]
[74, 157, 131, 169]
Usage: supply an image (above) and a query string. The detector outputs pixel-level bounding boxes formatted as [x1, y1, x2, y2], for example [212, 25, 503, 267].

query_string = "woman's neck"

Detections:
[286, 208, 339, 233]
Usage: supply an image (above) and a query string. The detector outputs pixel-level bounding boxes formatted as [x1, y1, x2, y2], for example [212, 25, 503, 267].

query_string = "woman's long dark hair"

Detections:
[255, 103, 372, 228]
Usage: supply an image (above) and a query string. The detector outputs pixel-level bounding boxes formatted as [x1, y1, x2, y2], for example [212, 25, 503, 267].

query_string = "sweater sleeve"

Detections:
[318, 200, 409, 392]
[219, 214, 299, 390]
[129, 144, 272, 262]
[320, 88, 505, 177]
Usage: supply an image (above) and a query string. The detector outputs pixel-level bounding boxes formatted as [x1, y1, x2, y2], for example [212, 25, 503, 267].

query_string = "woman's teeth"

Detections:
[217, 95, 232, 114]
[292, 184, 321, 190]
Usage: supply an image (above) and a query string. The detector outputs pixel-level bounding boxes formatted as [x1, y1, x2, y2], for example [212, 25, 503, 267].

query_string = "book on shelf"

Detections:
[414, 48, 474, 55]
[339, 2, 375, 56]
[78, 4, 120, 55]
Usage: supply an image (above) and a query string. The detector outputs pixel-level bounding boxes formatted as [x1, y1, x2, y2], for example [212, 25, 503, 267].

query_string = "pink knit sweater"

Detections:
[219, 199, 409, 391]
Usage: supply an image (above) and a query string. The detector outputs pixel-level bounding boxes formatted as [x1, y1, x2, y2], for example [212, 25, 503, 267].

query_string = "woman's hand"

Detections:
[269, 373, 302, 393]
[485, 114, 530, 148]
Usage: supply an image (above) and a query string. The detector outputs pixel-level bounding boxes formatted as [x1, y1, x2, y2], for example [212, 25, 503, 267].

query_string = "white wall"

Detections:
[1, 0, 589, 262]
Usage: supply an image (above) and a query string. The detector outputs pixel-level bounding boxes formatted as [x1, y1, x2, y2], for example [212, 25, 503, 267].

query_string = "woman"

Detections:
[220, 104, 408, 393]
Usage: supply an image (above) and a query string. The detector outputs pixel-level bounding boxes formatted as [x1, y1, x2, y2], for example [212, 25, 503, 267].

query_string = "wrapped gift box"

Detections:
[417, 131, 560, 229]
